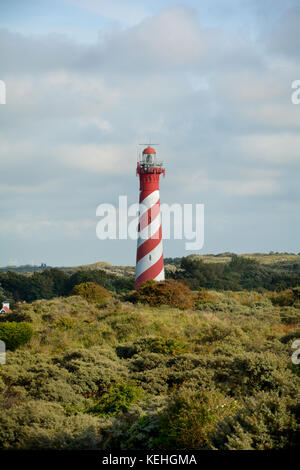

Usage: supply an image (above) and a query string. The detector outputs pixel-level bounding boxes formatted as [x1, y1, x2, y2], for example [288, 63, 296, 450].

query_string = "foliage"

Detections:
[0, 322, 33, 351]
[126, 280, 195, 309]
[0, 268, 134, 304]
[270, 287, 300, 307]
[131, 337, 189, 356]
[172, 255, 300, 291]
[89, 382, 144, 416]
[0, 274, 299, 450]
[154, 388, 239, 449]
[71, 282, 111, 305]
[0, 400, 103, 449]
[1, 255, 300, 306]
[212, 392, 300, 449]
[195, 289, 216, 307]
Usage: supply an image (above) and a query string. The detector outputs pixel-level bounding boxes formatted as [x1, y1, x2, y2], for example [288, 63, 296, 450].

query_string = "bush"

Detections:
[210, 352, 299, 397]
[154, 388, 239, 449]
[270, 287, 300, 307]
[131, 337, 188, 356]
[89, 382, 144, 416]
[56, 348, 129, 397]
[71, 282, 111, 305]
[126, 280, 195, 309]
[0, 400, 103, 449]
[0, 322, 33, 351]
[195, 289, 216, 308]
[212, 392, 300, 449]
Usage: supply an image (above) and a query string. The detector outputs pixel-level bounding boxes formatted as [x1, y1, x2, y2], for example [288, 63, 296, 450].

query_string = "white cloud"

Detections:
[5, 72, 120, 118]
[233, 134, 300, 164]
[59, 143, 134, 174]
[1, 3, 300, 263]
[174, 169, 281, 197]
[0, 216, 95, 239]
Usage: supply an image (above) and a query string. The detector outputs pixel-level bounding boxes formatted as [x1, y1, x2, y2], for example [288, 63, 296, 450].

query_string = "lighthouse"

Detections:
[135, 146, 166, 290]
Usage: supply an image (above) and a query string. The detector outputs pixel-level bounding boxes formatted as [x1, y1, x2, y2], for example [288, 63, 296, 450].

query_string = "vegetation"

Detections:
[1, 254, 300, 306]
[174, 255, 300, 291]
[0, 255, 299, 450]
[126, 280, 195, 309]
[71, 282, 111, 305]
[0, 322, 33, 351]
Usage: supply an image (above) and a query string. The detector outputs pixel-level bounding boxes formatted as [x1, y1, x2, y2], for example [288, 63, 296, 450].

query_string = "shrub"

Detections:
[71, 282, 111, 305]
[154, 388, 239, 449]
[89, 382, 144, 416]
[56, 348, 129, 397]
[212, 392, 300, 449]
[132, 337, 188, 356]
[0, 322, 33, 351]
[126, 280, 195, 309]
[195, 289, 216, 307]
[270, 289, 295, 306]
[210, 352, 299, 397]
[0, 400, 103, 449]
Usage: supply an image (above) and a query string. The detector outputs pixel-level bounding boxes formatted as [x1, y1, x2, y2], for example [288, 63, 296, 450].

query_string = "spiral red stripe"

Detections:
[139, 200, 160, 231]
[136, 226, 162, 262]
[135, 254, 164, 290]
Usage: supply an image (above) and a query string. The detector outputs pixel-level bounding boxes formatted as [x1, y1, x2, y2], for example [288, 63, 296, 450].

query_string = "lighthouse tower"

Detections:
[135, 146, 166, 290]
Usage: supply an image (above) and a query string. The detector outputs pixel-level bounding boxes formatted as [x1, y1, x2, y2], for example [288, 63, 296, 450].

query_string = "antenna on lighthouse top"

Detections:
[138, 144, 160, 146]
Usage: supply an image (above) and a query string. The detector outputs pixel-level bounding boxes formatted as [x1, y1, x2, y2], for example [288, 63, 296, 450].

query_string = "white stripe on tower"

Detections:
[135, 188, 165, 289]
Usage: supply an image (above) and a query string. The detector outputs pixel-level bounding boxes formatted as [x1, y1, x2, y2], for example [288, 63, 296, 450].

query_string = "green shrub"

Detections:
[210, 352, 299, 397]
[154, 388, 239, 449]
[89, 382, 144, 416]
[56, 348, 129, 397]
[132, 337, 189, 356]
[0, 322, 33, 351]
[0, 400, 103, 449]
[71, 282, 111, 305]
[195, 289, 216, 307]
[212, 392, 300, 449]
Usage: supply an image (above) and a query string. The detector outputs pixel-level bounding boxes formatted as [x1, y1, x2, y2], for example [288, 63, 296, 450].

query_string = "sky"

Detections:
[0, 0, 299, 266]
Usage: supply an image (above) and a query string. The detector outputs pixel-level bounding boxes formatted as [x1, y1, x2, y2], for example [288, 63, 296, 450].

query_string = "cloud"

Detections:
[60, 143, 133, 174]
[0, 216, 95, 239]
[262, 6, 300, 58]
[174, 168, 281, 197]
[1, 3, 300, 264]
[233, 134, 300, 164]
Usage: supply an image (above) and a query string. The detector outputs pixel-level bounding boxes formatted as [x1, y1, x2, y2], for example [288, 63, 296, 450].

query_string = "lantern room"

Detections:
[137, 146, 165, 177]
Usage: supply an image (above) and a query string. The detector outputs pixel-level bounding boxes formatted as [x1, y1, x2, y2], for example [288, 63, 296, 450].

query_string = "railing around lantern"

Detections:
[137, 162, 165, 177]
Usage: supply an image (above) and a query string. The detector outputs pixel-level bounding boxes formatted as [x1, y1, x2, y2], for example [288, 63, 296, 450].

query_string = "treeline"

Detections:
[0, 269, 134, 305]
[1, 255, 300, 305]
[171, 255, 300, 291]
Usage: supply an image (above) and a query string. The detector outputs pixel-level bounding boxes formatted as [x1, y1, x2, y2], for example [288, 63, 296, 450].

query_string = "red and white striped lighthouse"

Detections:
[135, 146, 166, 290]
